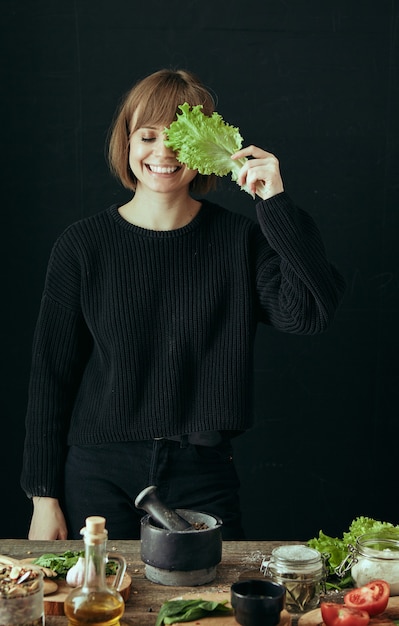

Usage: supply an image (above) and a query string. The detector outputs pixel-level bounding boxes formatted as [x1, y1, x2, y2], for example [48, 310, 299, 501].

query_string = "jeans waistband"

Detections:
[153, 432, 225, 447]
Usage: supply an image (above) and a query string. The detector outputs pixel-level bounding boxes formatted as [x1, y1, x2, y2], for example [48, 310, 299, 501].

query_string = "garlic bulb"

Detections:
[66, 557, 87, 587]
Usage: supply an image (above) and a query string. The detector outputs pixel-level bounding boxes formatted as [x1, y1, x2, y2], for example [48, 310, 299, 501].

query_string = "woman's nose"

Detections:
[155, 135, 175, 156]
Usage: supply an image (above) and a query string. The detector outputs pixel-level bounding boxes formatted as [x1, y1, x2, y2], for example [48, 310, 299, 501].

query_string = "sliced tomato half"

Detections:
[321, 602, 370, 626]
[344, 580, 390, 617]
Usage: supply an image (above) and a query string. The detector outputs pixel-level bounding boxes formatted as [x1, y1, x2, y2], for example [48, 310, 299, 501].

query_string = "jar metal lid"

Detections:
[271, 544, 322, 565]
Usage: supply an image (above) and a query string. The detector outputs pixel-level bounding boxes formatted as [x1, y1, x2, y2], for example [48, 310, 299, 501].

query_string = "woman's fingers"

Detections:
[231, 146, 284, 200]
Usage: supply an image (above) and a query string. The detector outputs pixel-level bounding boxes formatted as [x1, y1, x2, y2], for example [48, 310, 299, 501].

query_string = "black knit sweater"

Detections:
[21, 192, 345, 498]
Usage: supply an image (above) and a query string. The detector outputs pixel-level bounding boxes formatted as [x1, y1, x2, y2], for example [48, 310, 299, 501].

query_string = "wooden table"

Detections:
[0, 538, 299, 625]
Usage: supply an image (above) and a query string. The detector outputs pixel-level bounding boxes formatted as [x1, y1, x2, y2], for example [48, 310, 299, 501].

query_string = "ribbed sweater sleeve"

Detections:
[254, 192, 346, 333]
[20, 193, 345, 499]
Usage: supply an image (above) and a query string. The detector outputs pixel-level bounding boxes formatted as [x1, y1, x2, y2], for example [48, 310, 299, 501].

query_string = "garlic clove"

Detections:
[66, 557, 86, 587]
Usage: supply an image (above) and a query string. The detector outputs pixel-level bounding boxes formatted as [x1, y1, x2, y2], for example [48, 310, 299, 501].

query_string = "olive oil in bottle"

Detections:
[64, 516, 125, 626]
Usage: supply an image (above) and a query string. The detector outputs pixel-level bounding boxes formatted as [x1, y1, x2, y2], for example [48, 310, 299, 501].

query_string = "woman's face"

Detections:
[128, 123, 198, 195]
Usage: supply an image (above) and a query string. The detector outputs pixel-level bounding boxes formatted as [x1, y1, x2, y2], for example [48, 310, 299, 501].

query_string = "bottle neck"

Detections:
[83, 538, 107, 587]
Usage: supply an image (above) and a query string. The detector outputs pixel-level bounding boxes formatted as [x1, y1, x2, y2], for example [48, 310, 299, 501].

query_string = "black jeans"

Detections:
[64, 438, 245, 540]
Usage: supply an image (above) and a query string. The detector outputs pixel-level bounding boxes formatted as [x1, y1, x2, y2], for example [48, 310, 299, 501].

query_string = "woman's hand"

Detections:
[28, 497, 68, 540]
[231, 146, 284, 200]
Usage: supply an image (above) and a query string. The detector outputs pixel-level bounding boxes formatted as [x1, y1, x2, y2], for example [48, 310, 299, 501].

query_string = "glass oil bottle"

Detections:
[64, 516, 125, 626]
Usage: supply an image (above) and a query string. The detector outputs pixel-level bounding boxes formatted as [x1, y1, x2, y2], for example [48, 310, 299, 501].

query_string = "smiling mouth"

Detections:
[146, 164, 181, 174]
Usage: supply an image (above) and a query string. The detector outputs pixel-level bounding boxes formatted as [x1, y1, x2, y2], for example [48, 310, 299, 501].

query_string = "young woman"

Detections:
[21, 68, 345, 540]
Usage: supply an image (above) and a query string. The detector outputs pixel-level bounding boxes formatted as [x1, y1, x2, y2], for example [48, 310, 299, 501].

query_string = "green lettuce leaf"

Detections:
[164, 103, 251, 195]
[344, 516, 399, 544]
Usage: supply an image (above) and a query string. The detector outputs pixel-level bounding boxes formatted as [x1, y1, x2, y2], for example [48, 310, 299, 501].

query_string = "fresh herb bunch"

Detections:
[308, 516, 399, 590]
[163, 103, 252, 195]
[33, 551, 118, 579]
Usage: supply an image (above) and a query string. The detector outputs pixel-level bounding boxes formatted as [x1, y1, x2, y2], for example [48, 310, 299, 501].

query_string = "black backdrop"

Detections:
[1, 0, 398, 540]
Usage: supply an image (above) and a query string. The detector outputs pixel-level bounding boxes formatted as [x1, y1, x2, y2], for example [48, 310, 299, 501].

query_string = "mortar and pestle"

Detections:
[134, 485, 223, 586]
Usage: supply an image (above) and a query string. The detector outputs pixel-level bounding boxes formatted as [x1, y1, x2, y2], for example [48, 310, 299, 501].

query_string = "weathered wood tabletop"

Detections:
[0, 538, 300, 625]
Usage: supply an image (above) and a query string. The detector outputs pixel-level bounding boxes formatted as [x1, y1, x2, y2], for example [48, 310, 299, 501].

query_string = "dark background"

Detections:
[1, 0, 398, 540]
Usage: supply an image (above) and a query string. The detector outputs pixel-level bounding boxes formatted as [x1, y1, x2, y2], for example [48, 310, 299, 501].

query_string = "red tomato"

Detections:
[344, 580, 390, 616]
[321, 602, 370, 626]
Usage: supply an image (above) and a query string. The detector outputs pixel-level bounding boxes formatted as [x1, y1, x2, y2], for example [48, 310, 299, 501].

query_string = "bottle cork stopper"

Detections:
[80, 516, 108, 543]
[85, 516, 106, 534]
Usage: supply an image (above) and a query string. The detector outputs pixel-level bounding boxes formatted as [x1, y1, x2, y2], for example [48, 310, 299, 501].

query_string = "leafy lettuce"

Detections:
[308, 516, 399, 589]
[163, 103, 252, 195]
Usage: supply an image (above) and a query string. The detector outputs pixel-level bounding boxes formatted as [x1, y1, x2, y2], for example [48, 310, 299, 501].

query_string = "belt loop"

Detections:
[180, 434, 189, 448]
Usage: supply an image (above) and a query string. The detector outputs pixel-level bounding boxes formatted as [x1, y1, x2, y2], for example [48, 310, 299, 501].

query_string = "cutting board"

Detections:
[42, 573, 132, 615]
[166, 590, 292, 626]
[298, 596, 399, 626]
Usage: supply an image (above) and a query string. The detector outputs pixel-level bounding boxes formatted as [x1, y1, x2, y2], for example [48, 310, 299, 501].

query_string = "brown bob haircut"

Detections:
[108, 68, 218, 194]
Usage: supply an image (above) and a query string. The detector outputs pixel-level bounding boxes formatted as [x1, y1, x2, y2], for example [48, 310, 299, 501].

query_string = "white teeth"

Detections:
[148, 165, 178, 174]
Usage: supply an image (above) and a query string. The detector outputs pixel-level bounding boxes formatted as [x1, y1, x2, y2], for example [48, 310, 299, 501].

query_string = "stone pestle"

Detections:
[134, 485, 192, 531]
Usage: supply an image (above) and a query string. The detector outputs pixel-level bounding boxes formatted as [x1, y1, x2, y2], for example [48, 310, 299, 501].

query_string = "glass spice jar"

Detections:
[348, 533, 399, 596]
[0, 564, 44, 626]
[260, 544, 325, 613]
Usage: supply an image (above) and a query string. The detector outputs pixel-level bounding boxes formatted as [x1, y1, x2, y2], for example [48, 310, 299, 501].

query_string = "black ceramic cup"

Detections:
[231, 579, 286, 626]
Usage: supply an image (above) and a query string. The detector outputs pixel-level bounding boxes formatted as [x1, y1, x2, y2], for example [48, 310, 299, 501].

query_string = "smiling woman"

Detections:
[20, 67, 345, 543]
[108, 69, 218, 194]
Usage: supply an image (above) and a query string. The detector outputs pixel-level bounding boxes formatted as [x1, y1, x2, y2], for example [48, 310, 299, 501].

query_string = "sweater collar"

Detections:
[108, 200, 211, 237]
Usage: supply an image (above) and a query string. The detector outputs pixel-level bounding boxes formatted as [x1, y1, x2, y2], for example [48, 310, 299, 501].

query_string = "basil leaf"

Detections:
[156, 599, 231, 626]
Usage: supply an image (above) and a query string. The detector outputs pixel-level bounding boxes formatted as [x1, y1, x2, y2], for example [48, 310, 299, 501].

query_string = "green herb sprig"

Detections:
[33, 551, 118, 579]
